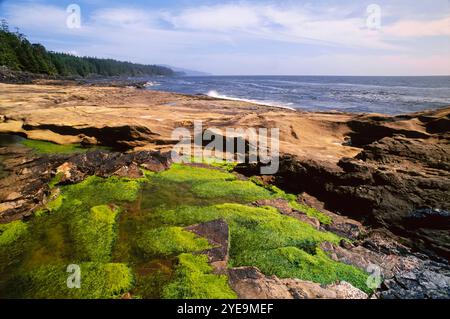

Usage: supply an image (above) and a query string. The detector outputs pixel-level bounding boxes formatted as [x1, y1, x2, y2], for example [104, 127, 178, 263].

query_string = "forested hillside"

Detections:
[0, 21, 174, 77]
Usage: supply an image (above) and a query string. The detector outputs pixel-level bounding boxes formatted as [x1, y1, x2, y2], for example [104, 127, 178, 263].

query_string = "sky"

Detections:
[0, 0, 449, 75]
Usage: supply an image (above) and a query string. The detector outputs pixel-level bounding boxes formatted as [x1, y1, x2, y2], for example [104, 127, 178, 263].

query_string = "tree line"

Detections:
[0, 20, 174, 77]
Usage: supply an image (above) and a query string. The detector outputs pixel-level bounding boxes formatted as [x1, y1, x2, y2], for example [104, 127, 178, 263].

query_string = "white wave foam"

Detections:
[206, 90, 296, 110]
[144, 81, 160, 87]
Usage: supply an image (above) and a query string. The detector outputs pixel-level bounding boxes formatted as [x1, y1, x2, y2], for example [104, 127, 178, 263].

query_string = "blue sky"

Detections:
[1, 0, 449, 75]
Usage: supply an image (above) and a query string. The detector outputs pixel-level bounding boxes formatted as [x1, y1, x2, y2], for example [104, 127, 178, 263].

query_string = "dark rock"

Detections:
[185, 219, 229, 273]
[0, 148, 172, 223]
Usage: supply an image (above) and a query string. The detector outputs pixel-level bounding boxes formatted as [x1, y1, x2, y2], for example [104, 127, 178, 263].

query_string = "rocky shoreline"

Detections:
[0, 81, 449, 298]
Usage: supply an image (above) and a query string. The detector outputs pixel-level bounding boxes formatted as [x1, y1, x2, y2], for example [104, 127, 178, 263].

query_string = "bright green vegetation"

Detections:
[0, 175, 143, 298]
[0, 220, 28, 246]
[158, 163, 236, 183]
[289, 201, 333, 225]
[7, 263, 133, 299]
[0, 221, 29, 273]
[237, 247, 368, 291]
[0, 22, 174, 77]
[249, 177, 332, 225]
[0, 163, 370, 298]
[21, 139, 89, 155]
[71, 205, 120, 262]
[137, 227, 212, 257]
[191, 180, 273, 201]
[162, 254, 237, 299]
[190, 156, 239, 172]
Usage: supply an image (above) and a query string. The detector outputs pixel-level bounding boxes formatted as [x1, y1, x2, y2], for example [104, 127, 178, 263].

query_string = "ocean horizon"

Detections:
[144, 75, 450, 115]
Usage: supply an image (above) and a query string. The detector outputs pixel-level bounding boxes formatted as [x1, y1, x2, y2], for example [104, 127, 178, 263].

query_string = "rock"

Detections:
[320, 233, 450, 299]
[228, 267, 293, 299]
[79, 134, 98, 146]
[236, 107, 450, 260]
[254, 199, 293, 215]
[228, 266, 368, 299]
[0, 148, 172, 223]
[298, 193, 366, 239]
[185, 219, 229, 273]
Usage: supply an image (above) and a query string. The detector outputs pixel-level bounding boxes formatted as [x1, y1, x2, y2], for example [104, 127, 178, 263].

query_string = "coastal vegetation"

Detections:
[0, 157, 371, 298]
[0, 21, 174, 77]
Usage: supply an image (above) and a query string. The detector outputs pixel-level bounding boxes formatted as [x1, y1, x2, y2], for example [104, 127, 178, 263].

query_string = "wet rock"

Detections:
[298, 193, 366, 239]
[55, 150, 172, 184]
[0, 148, 172, 223]
[185, 219, 229, 273]
[320, 232, 450, 299]
[380, 263, 450, 299]
[228, 266, 368, 299]
[228, 267, 293, 299]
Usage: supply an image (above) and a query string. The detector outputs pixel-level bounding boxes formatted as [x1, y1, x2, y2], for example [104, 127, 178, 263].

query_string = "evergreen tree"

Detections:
[0, 24, 174, 77]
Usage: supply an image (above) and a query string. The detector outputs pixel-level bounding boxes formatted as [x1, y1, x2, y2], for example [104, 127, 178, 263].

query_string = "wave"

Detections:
[144, 81, 160, 87]
[206, 90, 296, 110]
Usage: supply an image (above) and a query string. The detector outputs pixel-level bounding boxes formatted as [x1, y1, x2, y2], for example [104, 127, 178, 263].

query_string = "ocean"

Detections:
[144, 75, 450, 115]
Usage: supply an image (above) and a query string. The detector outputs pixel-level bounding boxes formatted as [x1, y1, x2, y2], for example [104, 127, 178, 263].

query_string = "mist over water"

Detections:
[145, 76, 450, 115]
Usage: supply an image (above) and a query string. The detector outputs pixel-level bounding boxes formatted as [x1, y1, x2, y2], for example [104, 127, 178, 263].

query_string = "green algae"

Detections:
[0, 221, 29, 274]
[0, 220, 28, 246]
[0, 162, 370, 299]
[289, 201, 333, 225]
[249, 176, 332, 225]
[70, 205, 120, 262]
[158, 163, 236, 183]
[137, 227, 212, 258]
[236, 247, 370, 293]
[143, 203, 370, 291]
[191, 180, 273, 201]
[21, 139, 89, 155]
[162, 253, 237, 299]
[4, 262, 133, 299]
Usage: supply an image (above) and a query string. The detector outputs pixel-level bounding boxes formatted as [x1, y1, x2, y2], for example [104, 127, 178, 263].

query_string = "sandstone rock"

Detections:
[228, 267, 293, 299]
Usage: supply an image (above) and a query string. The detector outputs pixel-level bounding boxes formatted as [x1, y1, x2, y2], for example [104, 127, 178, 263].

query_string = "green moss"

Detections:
[49, 172, 64, 189]
[149, 203, 369, 290]
[5, 262, 133, 299]
[70, 205, 120, 262]
[162, 254, 236, 299]
[289, 201, 333, 225]
[158, 163, 236, 183]
[62, 175, 143, 206]
[0, 220, 28, 246]
[0, 221, 29, 274]
[235, 246, 370, 293]
[191, 180, 273, 202]
[190, 156, 238, 172]
[248, 176, 332, 225]
[156, 203, 340, 248]
[21, 139, 88, 155]
[47, 195, 64, 211]
[0, 163, 370, 298]
[137, 227, 211, 257]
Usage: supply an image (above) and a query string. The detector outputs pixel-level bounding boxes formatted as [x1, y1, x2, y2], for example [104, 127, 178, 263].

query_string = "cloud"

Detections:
[383, 16, 450, 37]
[1, 1, 449, 75]
[3, 3, 67, 32]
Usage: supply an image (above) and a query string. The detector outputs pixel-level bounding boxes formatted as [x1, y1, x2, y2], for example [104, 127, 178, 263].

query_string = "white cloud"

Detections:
[383, 16, 450, 37]
[2, 1, 449, 75]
